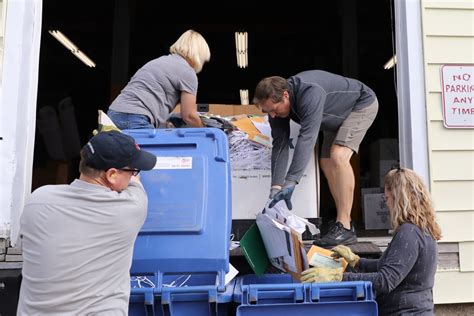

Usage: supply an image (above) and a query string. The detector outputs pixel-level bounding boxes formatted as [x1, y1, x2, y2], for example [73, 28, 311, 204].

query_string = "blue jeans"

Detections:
[107, 110, 154, 129]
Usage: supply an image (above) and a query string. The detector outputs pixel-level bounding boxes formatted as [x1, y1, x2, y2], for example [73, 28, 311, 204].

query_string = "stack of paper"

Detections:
[231, 115, 271, 147]
[255, 201, 319, 279]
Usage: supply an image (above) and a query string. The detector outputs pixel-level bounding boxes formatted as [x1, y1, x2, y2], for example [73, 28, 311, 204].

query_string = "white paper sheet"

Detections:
[256, 213, 291, 258]
[224, 263, 239, 286]
[98, 110, 118, 127]
[264, 200, 319, 235]
[256, 199, 318, 274]
[251, 121, 272, 139]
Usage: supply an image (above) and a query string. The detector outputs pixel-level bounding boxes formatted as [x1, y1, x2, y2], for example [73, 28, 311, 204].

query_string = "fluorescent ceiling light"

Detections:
[75, 51, 96, 68]
[49, 30, 96, 68]
[49, 30, 78, 52]
[235, 32, 248, 68]
[239, 89, 249, 105]
[383, 55, 396, 70]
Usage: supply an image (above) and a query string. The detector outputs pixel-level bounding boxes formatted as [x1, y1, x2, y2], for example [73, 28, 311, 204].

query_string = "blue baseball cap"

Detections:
[83, 131, 156, 171]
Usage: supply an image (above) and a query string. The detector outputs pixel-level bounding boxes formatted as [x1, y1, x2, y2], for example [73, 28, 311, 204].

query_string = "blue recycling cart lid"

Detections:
[125, 128, 232, 289]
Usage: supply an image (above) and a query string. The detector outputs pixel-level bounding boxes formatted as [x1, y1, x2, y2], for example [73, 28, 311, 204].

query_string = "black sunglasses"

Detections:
[120, 168, 141, 176]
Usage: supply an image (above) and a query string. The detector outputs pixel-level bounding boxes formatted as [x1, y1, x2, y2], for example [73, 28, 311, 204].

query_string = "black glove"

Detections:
[268, 181, 296, 210]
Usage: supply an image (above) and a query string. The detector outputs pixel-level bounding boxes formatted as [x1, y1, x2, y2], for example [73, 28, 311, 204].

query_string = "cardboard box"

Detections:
[371, 159, 399, 187]
[370, 139, 399, 187]
[370, 138, 399, 161]
[361, 187, 383, 222]
[232, 166, 317, 219]
[174, 103, 263, 116]
[363, 193, 392, 230]
[286, 230, 305, 280]
[231, 120, 318, 220]
[175, 104, 319, 220]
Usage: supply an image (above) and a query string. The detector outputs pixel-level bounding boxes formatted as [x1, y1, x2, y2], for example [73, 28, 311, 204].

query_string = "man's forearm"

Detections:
[271, 142, 289, 186]
[285, 132, 318, 183]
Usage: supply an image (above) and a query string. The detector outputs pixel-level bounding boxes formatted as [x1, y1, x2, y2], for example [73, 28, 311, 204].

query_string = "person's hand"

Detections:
[300, 267, 343, 283]
[93, 124, 121, 135]
[269, 186, 282, 199]
[268, 181, 296, 210]
[331, 245, 360, 268]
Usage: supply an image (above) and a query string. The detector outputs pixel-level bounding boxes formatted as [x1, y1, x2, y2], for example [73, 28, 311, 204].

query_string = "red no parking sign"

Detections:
[440, 65, 474, 128]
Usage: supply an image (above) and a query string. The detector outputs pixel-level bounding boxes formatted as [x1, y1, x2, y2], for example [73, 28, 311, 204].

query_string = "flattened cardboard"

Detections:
[285, 229, 305, 280]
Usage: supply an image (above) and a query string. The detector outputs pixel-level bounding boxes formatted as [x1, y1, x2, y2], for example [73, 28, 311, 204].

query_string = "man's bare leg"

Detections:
[324, 144, 354, 230]
[320, 157, 339, 212]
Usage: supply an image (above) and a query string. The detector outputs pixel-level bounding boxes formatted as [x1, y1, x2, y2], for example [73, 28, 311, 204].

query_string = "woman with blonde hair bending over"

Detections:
[108, 29, 210, 129]
[302, 168, 442, 315]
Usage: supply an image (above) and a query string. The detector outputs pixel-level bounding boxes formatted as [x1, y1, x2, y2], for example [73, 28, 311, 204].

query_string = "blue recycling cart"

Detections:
[233, 274, 378, 315]
[125, 128, 234, 316]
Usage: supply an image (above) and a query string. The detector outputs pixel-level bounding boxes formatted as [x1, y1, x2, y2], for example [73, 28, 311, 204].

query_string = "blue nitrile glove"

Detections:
[268, 181, 296, 210]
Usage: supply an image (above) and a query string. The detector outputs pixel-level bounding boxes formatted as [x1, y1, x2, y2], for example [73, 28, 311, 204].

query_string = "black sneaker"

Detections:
[312, 222, 357, 248]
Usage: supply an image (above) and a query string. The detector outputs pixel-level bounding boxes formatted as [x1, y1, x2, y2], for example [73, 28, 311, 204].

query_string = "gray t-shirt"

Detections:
[343, 223, 438, 315]
[109, 54, 198, 128]
[17, 179, 148, 315]
[270, 70, 376, 185]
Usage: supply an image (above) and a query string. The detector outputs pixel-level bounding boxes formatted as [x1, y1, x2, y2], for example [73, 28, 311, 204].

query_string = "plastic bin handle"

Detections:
[243, 284, 305, 304]
[160, 285, 218, 304]
[124, 129, 157, 138]
[310, 281, 366, 302]
[131, 287, 155, 305]
[177, 129, 227, 162]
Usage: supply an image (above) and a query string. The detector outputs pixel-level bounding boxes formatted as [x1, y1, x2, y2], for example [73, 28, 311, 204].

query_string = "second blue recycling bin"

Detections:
[233, 274, 378, 315]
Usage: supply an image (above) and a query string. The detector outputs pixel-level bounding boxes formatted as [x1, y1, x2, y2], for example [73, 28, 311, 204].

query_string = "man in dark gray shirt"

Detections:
[253, 70, 378, 246]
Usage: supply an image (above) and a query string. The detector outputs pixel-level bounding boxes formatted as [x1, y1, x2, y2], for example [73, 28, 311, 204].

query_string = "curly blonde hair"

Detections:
[170, 30, 210, 74]
[384, 168, 442, 240]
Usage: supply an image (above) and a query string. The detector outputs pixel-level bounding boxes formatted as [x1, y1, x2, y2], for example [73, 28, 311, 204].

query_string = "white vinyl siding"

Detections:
[432, 181, 474, 211]
[435, 212, 474, 242]
[459, 242, 474, 272]
[431, 151, 474, 180]
[434, 270, 474, 303]
[421, 0, 474, 303]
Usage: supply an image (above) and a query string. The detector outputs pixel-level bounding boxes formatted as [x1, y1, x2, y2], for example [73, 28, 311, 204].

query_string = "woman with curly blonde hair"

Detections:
[384, 168, 442, 241]
[302, 167, 441, 315]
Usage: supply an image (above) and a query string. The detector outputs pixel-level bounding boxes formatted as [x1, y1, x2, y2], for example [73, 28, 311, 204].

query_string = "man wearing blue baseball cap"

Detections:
[18, 131, 157, 314]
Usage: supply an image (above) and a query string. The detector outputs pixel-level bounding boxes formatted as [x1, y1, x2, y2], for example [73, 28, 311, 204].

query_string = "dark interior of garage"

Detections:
[32, 0, 399, 232]
[2, 3, 401, 313]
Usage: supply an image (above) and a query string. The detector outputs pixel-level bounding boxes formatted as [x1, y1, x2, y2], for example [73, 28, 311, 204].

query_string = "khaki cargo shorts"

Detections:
[321, 99, 378, 158]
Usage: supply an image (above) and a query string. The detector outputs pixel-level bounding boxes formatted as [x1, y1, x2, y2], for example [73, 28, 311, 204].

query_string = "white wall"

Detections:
[0, 0, 42, 244]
